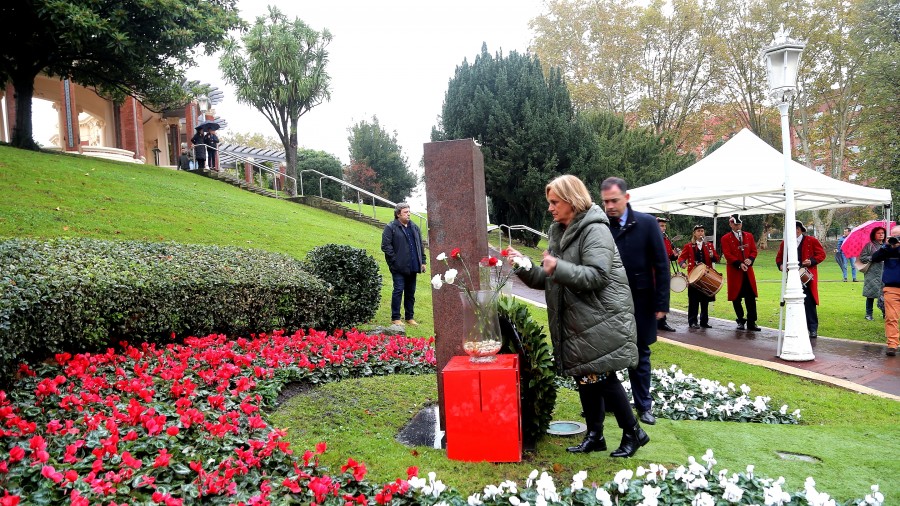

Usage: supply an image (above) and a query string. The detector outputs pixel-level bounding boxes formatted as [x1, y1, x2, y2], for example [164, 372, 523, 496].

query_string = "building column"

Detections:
[4, 83, 16, 144]
[117, 96, 145, 161]
[59, 79, 81, 151]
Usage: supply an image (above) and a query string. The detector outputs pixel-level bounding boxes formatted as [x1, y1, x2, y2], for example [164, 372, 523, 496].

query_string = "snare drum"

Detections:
[687, 264, 724, 298]
[670, 273, 688, 293]
[798, 267, 813, 286]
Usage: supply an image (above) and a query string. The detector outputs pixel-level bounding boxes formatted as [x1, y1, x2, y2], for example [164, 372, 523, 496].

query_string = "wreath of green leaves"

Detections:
[498, 296, 557, 446]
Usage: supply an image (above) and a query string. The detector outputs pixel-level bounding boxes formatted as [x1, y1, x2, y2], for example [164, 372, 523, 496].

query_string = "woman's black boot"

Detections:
[566, 431, 606, 453]
[610, 423, 649, 458]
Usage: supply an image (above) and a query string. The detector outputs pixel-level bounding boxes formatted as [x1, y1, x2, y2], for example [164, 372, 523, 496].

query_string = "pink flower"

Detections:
[8, 447, 24, 463]
[41, 465, 64, 483]
[166, 426, 180, 437]
[153, 449, 170, 468]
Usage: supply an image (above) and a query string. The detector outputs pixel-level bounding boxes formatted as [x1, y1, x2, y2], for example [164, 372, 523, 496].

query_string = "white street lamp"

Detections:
[196, 94, 210, 125]
[196, 94, 210, 113]
[761, 26, 814, 361]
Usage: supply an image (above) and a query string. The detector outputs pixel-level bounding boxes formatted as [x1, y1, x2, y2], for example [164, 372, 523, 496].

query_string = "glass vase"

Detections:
[460, 290, 502, 363]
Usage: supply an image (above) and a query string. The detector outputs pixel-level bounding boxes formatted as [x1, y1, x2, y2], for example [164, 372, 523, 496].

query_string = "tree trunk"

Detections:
[285, 117, 299, 197]
[10, 72, 39, 150]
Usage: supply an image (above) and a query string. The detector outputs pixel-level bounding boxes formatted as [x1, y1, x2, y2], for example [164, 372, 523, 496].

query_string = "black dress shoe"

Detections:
[809, 333, 817, 338]
[736, 322, 745, 330]
[610, 424, 650, 458]
[658, 323, 676, 332]
[747, 323, 762, 331]
[638, 411, 656, 425]
[689, 323, 700, 329]
[700, 323, 713, 328]
[566, 431, 606, 453]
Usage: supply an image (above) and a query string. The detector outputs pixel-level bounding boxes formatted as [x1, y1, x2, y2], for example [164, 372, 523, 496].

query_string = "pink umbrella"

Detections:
[841, 219, 895, 258]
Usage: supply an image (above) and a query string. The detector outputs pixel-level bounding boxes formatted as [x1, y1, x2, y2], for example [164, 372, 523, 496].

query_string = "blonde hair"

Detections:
[546, 175, 593, 214]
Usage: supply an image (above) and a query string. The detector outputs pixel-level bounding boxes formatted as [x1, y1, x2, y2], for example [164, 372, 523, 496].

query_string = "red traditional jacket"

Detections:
[776, 234, 827, 304]
[677, 240, 719, 273]
[662, 235, 678, 261]
[721, 231, 758, 300]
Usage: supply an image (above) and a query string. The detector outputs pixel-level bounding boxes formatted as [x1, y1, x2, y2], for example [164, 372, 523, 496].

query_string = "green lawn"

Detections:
[1, 146, 898, 502]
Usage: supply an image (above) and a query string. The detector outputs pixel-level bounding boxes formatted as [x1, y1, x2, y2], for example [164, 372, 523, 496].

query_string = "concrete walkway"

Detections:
[508, 279, 900, 400]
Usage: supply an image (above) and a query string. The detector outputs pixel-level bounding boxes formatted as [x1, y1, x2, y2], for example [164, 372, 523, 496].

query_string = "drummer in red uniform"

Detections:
[776, 221, 827, 338]
[657, 217, 679, 332]
[721, 214, 761, 331]
[678, 225, 720, 329]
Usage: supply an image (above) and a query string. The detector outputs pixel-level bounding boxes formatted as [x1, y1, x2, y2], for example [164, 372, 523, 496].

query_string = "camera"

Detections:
[888, 236, 899, 246]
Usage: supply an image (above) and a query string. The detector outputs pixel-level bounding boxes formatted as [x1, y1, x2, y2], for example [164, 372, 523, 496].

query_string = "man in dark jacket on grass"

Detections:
[601, 177, 670, 426]
[381, 203, 426, 326]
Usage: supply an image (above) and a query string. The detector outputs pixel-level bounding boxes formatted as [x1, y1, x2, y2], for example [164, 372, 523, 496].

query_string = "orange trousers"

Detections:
[882, 286, 900, 349]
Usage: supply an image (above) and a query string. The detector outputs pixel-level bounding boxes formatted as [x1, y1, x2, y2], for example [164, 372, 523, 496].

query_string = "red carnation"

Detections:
[450, 248, 461, 259]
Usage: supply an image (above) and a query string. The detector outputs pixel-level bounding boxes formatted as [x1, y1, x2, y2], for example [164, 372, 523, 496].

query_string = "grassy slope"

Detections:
[2, 146, 898, 501]
[0, 146, 434, 337]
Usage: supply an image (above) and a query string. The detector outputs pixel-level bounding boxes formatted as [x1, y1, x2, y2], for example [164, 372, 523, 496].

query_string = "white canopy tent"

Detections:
[629, 128, 892, 221]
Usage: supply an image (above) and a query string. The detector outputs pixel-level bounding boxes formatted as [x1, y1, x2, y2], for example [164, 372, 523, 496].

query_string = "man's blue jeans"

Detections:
[839, 254, 857, 281]
[391, 272, 417, 321]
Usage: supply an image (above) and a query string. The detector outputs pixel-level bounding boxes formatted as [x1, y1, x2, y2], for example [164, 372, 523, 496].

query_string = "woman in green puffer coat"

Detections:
[507, 175, 648, 458]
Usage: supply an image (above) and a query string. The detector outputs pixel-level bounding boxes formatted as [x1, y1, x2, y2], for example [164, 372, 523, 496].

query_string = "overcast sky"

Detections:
[185, 0, 544, 167]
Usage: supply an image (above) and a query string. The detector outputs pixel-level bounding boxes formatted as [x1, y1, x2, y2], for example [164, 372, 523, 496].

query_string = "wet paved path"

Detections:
[508, 278, 900, 400]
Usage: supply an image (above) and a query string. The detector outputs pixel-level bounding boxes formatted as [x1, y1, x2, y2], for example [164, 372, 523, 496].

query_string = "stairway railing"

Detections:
[199, 144, 297, 199]
[299, 169, 426, 229]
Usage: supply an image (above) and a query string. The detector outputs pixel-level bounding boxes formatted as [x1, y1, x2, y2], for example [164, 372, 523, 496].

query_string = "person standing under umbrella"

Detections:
[190, 127, 207, 170]
[835, 227, 857, 282]
[205, 127, 220, 172]
[860, 226, 887, 320]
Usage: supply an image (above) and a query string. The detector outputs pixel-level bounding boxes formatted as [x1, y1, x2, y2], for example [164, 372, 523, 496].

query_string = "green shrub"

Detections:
[498, 296, 557, 448]
[0, 238, 329, 385]
[304, 243, 382, 330]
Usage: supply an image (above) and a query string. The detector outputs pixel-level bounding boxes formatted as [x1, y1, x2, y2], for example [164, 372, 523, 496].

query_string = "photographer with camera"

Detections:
[871, 225, 900, 356]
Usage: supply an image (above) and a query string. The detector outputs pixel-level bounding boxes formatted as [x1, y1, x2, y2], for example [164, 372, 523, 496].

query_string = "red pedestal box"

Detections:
[442, 354, 521, 462]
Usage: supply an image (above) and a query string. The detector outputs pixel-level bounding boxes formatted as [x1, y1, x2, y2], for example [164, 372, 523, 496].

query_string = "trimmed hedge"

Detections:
[0, 238, 329, 384]
[304, 243, 382, 331]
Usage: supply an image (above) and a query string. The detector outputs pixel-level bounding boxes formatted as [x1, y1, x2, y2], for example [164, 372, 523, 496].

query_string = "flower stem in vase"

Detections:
[460, 290, 502, 363]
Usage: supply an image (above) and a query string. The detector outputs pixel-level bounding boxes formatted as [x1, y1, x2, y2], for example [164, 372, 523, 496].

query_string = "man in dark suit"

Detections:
[600, 177, 670, 425]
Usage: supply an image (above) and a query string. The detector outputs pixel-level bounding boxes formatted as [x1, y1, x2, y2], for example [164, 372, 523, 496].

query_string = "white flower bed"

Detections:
[558, 364, 801, 424]
[408, 450, 884, 506]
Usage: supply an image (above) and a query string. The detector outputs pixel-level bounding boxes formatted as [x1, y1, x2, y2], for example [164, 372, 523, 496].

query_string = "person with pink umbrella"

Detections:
[859, 226, 887, 321]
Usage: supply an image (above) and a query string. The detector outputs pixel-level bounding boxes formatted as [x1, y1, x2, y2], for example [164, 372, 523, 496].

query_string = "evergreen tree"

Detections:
[435, 44, 595, 245]
[347, 116, 415, 204]
[296, 149, 343, 202]
[578, 109, 695, 194]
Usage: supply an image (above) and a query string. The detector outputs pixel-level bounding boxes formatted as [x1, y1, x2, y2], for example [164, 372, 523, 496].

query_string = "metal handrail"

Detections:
[196, 144, 297, 199]
[498, 224, 548, 249]
[299, 169, 426, 229]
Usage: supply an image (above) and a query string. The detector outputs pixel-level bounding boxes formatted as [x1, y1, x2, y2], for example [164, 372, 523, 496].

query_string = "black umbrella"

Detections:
[195, 121, 221, 131]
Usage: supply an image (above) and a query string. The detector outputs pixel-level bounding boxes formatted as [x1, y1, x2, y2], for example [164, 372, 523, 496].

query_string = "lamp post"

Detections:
[762, 27, 814, 361]
[196, 94, 210, 125]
